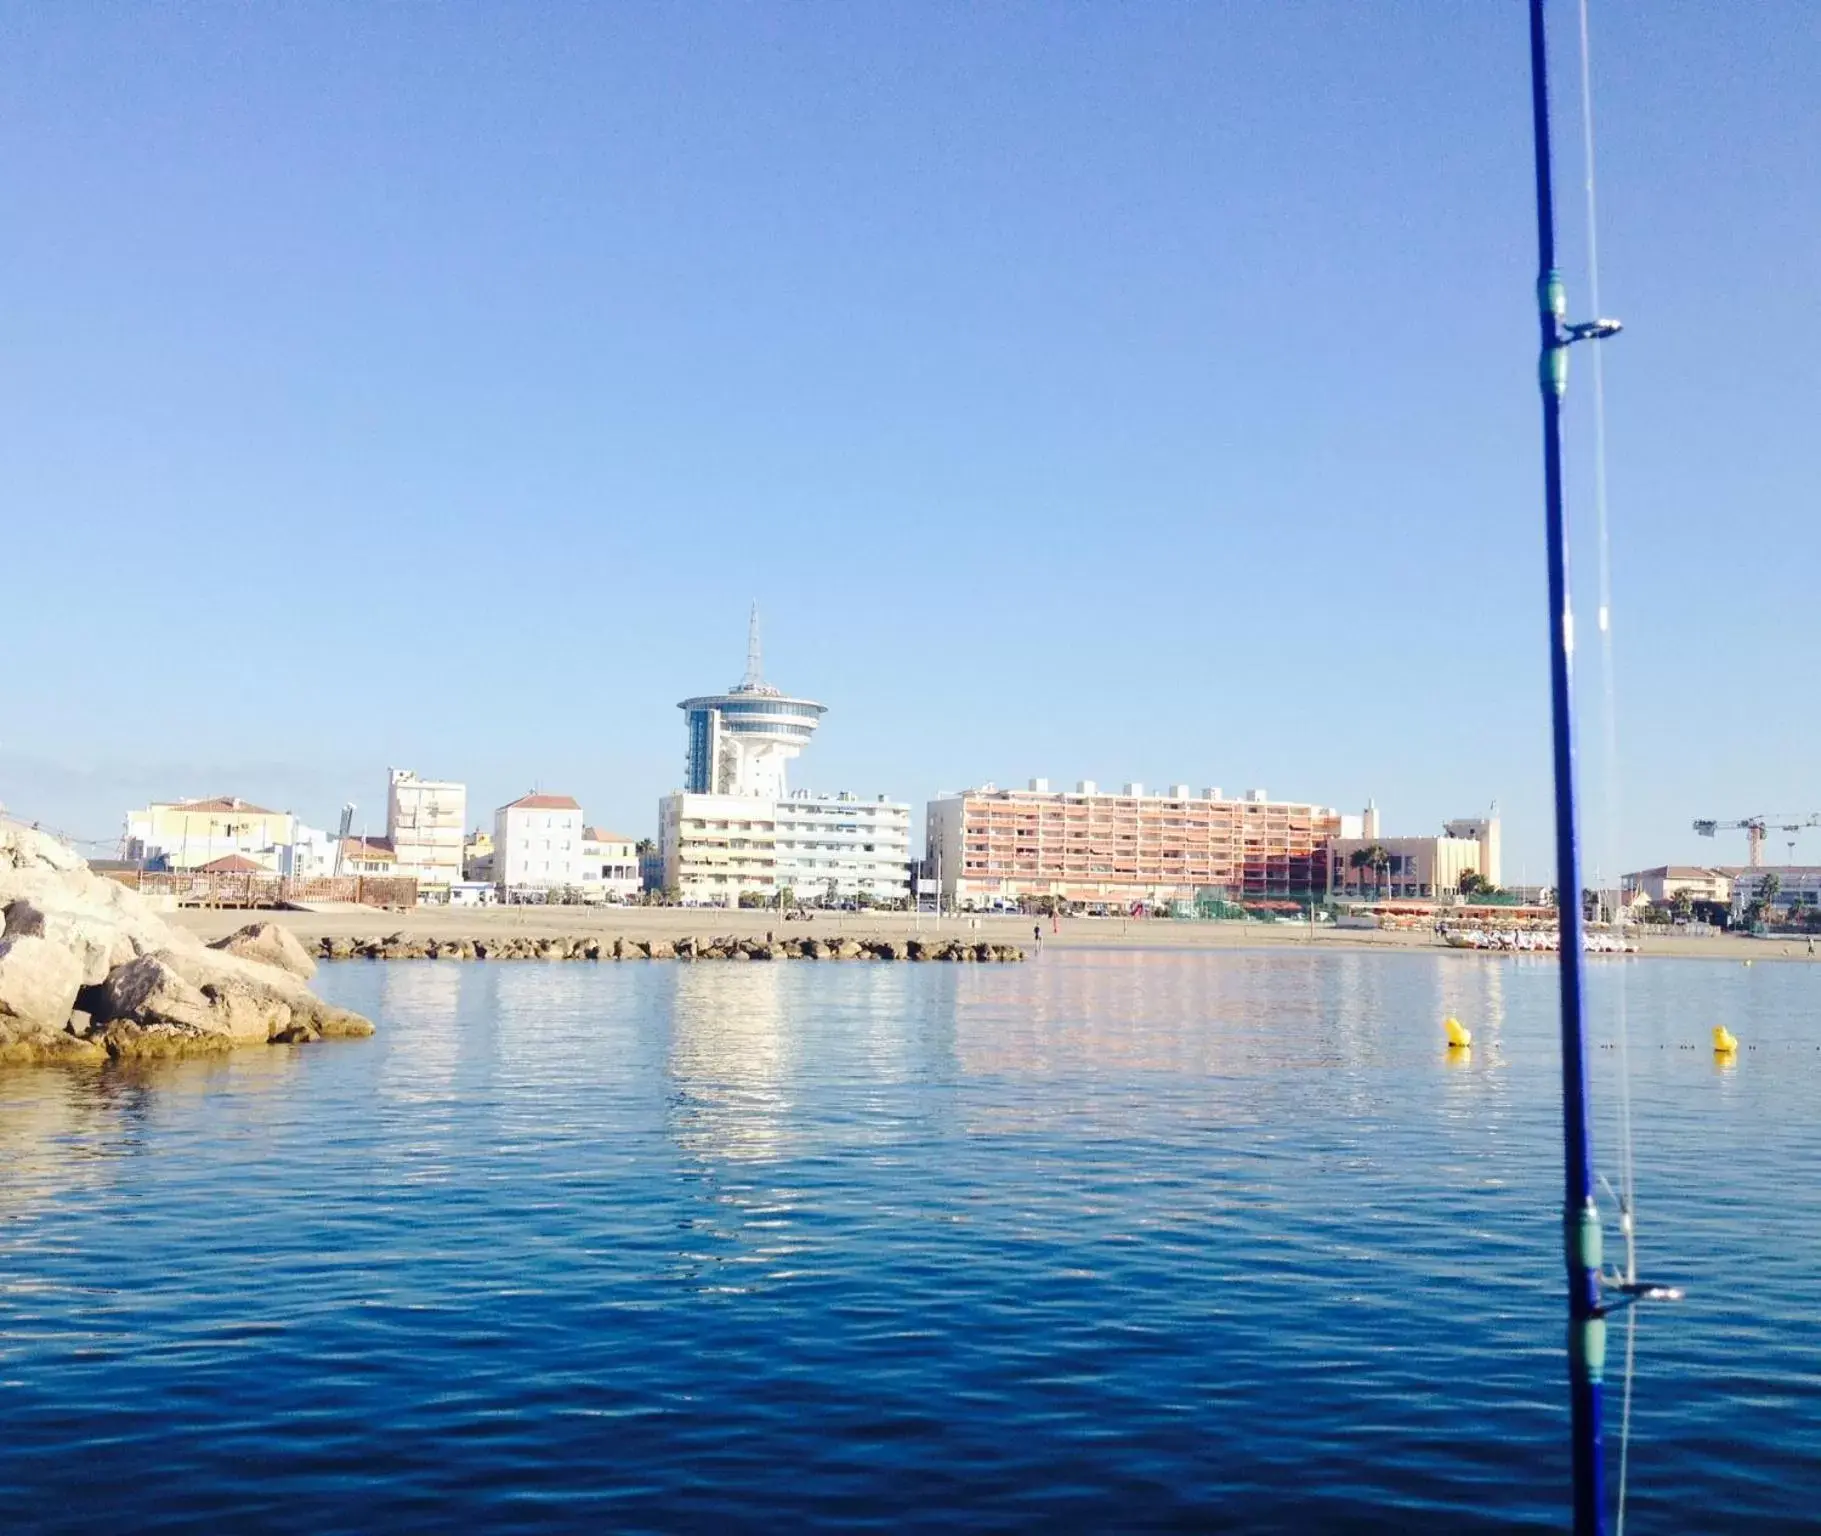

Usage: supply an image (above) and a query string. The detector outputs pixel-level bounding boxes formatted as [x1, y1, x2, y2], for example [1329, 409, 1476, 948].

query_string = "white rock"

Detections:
[0, 822, 86, 874]
[96, 953, 218, 1034]
[0, 934, 84, 1036]
[0, 816, 372, 1059]
[208, 921, 317, 980]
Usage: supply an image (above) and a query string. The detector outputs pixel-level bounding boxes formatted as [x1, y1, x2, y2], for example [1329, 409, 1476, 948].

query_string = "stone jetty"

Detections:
[0, 820, 374, 1066]
[315, 932, 1026, 964]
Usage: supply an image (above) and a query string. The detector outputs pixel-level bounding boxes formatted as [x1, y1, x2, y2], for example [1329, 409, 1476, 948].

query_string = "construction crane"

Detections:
[1691, 813, 1821, 868]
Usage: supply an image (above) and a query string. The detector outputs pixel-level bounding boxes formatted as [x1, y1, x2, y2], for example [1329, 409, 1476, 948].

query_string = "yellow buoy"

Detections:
[1445, 1016, 1472, 1049]
[1713, 1025, 1738, 1054]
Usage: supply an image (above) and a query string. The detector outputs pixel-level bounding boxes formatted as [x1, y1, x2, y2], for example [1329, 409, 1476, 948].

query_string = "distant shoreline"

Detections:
[164, 907, 1821, 963]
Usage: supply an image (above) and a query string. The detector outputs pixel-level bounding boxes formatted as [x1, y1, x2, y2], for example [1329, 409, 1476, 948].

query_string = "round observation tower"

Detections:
[679, 607, 826, 799]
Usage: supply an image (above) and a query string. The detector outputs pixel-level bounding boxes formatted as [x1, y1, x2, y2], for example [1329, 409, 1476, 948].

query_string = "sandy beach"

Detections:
[164, 905, 1821, 963]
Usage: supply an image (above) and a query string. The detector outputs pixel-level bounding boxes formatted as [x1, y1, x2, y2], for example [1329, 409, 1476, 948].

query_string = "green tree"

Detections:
[1458, 871, 1492, 899]
[1671, 888, 1694, 922]
[1349, 844, 1392, 898]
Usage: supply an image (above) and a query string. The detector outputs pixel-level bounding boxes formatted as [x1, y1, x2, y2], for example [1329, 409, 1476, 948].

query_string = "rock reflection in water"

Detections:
[0, 1050, 307, 1224]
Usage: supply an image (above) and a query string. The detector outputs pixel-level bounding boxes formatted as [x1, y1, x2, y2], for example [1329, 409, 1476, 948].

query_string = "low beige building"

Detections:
[338, 836, 398, 876]
[463, 830, 495, 883]
[1622, 865, 1735, 907]
[580, 828, 640, 903]
[1331, 813, 1502, 902]
[124, 797, 298, 871]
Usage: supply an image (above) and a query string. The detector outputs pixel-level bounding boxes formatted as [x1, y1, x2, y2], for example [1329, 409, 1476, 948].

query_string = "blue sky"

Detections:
[3, 3, 1816, 877]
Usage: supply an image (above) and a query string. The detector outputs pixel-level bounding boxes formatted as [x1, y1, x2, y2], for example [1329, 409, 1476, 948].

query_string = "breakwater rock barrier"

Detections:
[317, 933, 1026, 964]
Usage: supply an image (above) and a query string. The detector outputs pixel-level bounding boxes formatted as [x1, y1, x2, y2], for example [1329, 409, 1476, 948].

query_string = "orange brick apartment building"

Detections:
[926, 780, 1352, 908]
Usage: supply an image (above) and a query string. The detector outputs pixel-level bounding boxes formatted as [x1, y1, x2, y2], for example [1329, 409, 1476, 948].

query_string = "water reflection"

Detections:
[5, 952, 1821, 1531]
[0, 1049, 304, 1223]
[955, 949, 1523, 1081]
[373, 961, 467, 1102]
[666, 963, 794, 1164]
[661, 965, 810, 1294]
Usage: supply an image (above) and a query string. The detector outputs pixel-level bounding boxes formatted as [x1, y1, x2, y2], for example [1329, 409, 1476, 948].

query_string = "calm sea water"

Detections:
[1, 949, 1817, 1533]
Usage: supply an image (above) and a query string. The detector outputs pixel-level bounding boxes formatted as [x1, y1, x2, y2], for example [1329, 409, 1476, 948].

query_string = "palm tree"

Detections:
[1349, 844, 1392, 898]
[1760, 872, 1783, 927]
[1459, 871, 1492, 900]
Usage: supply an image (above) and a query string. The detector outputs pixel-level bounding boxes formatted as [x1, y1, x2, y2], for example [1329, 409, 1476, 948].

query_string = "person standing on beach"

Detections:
[1033, 923, 1043, 952]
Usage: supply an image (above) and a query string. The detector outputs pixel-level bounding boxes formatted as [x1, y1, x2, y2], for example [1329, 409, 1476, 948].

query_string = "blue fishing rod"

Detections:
[1526, 1, 1623, 1529]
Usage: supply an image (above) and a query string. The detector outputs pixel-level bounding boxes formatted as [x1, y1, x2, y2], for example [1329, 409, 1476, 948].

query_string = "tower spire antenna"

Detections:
[742, 601, 764, 690]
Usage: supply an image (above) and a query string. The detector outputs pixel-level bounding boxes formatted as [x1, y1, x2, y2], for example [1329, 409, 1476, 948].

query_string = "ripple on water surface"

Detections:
[1, 950, 1818, 1532]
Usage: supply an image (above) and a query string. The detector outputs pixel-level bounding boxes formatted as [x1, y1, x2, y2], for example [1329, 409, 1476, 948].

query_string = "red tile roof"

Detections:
[503, 793, 581, 811]
[198, 854, 266, 873]
[169, 797, 282, 815]
[583, 827, 631, 843]
[340, 836, 396, 861]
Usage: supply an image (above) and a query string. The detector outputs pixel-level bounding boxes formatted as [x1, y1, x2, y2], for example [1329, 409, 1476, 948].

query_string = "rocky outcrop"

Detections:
[0, 819, 373, 1066]
[208, 921, 317, 980]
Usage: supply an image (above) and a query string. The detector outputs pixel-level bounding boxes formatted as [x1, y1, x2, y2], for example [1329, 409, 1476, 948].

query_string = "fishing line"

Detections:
[1576, 0, 1635, 1248]
[1576, 0, 1632, 1230]
[1616, 1303, 1639, 1536]
[1575, 2, 1642, 1528]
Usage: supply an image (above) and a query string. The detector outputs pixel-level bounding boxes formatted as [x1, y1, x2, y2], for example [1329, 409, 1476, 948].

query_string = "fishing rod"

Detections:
[1525, 0, 1614, 1529]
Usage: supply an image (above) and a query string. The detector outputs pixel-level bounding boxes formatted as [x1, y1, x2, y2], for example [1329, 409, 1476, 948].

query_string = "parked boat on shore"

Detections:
[1442, 928, 1637, 954]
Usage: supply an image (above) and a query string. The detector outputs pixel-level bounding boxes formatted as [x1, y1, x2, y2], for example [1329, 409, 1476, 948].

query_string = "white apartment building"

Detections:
[659, 790, 911, 906]
[278, 823, 338, 879]
[1731, 866, 1821, 923]
[580, 828, 641, 903]
[494, 793, 586, 894]
[775, 792, 911, 904]
[387, 769, 466, 895]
